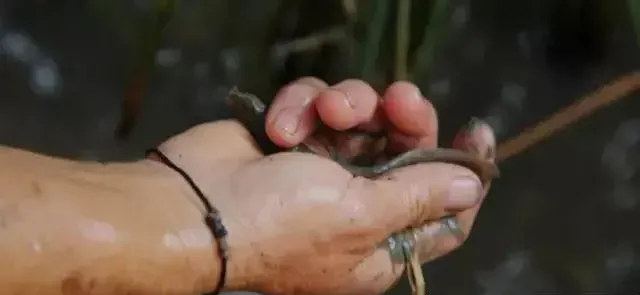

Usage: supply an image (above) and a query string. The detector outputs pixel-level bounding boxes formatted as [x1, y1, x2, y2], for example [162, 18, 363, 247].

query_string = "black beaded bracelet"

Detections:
[146, 148, 228, 295]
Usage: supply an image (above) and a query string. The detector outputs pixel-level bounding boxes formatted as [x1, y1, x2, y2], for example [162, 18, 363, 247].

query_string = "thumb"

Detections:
[363, 162, 484, 235]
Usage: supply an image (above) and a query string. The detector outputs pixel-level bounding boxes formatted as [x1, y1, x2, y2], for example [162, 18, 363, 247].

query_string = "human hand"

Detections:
[264, 77, 496, 258]
[153, 78, 495, 295]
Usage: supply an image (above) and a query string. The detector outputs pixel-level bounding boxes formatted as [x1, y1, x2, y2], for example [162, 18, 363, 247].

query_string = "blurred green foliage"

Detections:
[86, 0, 459, 104]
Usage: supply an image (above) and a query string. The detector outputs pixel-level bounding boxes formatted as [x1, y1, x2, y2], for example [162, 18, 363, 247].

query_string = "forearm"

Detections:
[0, 146, 221, 295]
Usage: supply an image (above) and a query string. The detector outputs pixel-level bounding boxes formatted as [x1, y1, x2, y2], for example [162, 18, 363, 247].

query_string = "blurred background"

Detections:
[1, 0, 639, 294]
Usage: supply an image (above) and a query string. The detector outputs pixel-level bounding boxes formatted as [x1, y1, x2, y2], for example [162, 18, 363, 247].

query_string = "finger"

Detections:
[315, 79, 380, 131]
[451, 118, 497, 162]
[324, 107, 387, 161]
[359, 162, 484, 236]
[266, 77, 327, 148]
[351, 242, 406, 294]
[413, 199, 483, 262]
[382, 81, 439, 150]
[414, 119, 497, 261]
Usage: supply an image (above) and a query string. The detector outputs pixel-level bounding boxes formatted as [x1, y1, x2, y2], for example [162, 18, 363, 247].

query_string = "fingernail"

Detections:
[330, 88, 356, 109]
[274, 107, 301, 136]
[409, 84, 423, 100]
[447, 177, 482, 207]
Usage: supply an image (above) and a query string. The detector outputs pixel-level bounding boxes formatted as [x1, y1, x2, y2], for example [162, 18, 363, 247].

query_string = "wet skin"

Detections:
[226, 87, 500, 295]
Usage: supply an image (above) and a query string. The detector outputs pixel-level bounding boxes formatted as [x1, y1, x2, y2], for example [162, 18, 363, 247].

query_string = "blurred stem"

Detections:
[270, 26, 347, 57]
[629, 0, 640, 48]
[116, 0, 178, 139]
[395, 0, 411, 81]
[411, 0, 451, 81]
[143, 0, 178, 67]
[359, 0, 389, 82]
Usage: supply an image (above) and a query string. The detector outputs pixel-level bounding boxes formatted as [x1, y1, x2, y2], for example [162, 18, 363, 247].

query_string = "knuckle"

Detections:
[276, 82, 318, 106]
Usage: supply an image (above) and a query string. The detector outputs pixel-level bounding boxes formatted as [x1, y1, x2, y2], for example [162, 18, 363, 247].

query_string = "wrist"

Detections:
[137, 157, 225, 291]
[82, 157, 227, 295]
[143, 154, 250, 293]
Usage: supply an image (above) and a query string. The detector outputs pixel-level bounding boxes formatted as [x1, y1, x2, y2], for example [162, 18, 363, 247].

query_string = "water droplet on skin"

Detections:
[305, 187, 344, 203]
[31, 241, 42, 253]
[177, 228, 211, 248]
[162, 228, 212, 251]
[79, 221, 117, 243]
[163, 233, 184, 250]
